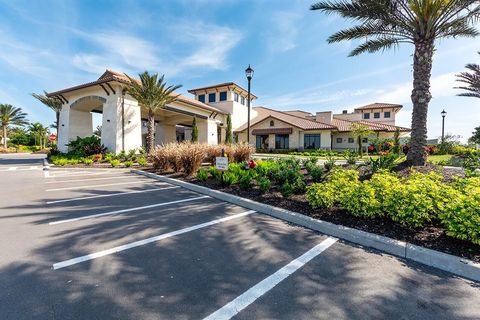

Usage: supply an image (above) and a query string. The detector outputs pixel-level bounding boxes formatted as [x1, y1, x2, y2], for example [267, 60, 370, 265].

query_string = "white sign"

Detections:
[216, 157, 228, 171]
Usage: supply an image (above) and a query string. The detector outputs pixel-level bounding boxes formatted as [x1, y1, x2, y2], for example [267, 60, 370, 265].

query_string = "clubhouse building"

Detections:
[47, 69, 410, 153]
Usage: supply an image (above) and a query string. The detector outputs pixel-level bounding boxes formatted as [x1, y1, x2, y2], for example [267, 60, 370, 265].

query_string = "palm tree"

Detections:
[31, 91, 63, 136]
[455, 52, 480, 98]
[29, 122, 49, 148]
[311, 1, 480, 166]
[0, 104, 29, 148]
[125, 71, 182, 154]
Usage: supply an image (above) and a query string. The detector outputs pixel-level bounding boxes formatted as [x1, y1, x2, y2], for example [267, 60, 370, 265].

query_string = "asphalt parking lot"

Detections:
[1, 153, 479, 320]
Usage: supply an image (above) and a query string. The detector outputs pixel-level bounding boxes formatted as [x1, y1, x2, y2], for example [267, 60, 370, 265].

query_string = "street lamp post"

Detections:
[245, 65, 254, 144]
[441, 109, 447, 143]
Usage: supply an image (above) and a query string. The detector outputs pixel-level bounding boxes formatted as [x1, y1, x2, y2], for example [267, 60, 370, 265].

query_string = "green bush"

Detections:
[367, 154, 397, 173]
[104, 152, 115, 162]
[440, 188, 480, 245]
[196, 168, 209, 181]
[124, 160, 134, 167]
[221, 172, 237, 186]
[256, 176, 271, 193]
[324, 155, 336, 171]
[239, 174, 253, 190]
[305, 162, 324, 182]
[209, 166, 222, 181]
[137, 157, 147, 166]
[279, 182, 295, 198]
[83, 158, 94, 166]
[306, 182, 336, 209]
[343, 150, 359, 165]
[338, 181, 381, 218]
[67, 135, 106, 157]
[110, 159, 120, 167]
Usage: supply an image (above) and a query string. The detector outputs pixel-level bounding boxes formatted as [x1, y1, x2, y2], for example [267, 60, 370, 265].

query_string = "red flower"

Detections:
[249, 160, 257, 169]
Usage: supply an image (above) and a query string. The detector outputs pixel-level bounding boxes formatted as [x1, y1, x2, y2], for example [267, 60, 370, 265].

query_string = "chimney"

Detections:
[315, 111, 333, 124]
[342, 110, 348, 114]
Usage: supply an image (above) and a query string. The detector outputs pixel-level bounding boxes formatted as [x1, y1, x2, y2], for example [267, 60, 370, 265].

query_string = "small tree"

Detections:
[392, 128, 401, 156]
[468, 126, 480, 145]
[191, 116, 198, 143]
[0, 104, 29, 148]
[350, 123, 373, 157]
[225, 114, 232, 145]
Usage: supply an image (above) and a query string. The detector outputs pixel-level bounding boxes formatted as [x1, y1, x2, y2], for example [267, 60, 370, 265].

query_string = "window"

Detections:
[363, 113, 370, 119]
[269, 120, 274, 127]
[234, 93, 239, 102]
[256, 135, 269, 149]
[348, 137, 354, 143]
[374, 112, 380, 119]
[362, 138, 368, 143]
[208, 93, 216, 103]
[219, 91, 227, 101]
[241, 96, 245, 105]
[304, 134, 321, 149]
[336, 138, 343, 143]
[198, 94, 205, 103]
[384, 111, 391, 118]
[275, 134, 289, 149]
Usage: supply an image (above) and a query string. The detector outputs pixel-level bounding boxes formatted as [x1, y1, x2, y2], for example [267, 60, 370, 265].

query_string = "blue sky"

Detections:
[0, 0, 478, 141]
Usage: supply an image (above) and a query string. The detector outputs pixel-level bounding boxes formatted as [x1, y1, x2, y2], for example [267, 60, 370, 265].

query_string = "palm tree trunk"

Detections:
[2, 126, 7, 148]
[408, 39, 434, 166]
[146, 109, 155, 154]
[357, 137, 363, 157]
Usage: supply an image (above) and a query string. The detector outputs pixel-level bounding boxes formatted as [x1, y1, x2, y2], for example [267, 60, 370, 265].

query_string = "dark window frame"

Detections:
[374, 112, 380, 119]
[234, 93, 239, 102]
[256, 135, 269, 149]
[363, 113, 370, 119]
[275, 134, 289, 149]
[240, 96, 245, 105]
[219, 91, 227, 101]
[336, 137, 343, 143]
[269, 120, 274, 127]
[362, 138, 368, 143]
[348, 137, 354, 143]
[208, 93, 216, 103]
[304, 134, 321, 150]
[198, 94, 205, 103]
[384, 111, 391, 118]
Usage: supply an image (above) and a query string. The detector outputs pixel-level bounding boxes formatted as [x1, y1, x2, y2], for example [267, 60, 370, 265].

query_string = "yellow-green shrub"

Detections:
[339, 181, 381, 218]
[306, 182, 336, 209]
[440, 188, 480, 244]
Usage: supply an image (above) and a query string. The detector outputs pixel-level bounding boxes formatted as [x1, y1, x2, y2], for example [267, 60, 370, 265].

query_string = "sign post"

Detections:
[216, 148, 228, 187]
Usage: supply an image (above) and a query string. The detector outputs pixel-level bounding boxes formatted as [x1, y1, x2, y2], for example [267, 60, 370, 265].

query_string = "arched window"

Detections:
[270, 120, 274, 127]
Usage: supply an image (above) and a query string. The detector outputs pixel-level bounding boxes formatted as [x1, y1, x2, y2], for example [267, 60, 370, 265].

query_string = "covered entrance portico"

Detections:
[48, 70, 226, 153]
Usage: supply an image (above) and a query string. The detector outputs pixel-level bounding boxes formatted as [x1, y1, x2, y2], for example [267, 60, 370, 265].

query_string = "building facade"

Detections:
[47, 70, 410, 153]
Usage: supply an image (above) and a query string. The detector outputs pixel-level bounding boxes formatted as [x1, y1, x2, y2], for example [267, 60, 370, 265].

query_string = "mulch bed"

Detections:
[145, 164, 479, 263]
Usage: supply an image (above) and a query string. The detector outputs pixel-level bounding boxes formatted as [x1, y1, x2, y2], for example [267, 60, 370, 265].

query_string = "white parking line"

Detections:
[46, 181, 149, 192]
[46, 171, 126, 178]
[45, 175, 138, 184]
[52, 210, 255, 270]
[203, 237, 338, 320]
[46, 185, 176, 204]
[48, 195, 210, 225]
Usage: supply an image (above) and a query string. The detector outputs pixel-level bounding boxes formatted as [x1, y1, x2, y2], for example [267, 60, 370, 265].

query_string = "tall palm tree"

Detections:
[455, 51, 480, 98]
[31, 91, 63, 136]
[125, 71, 182, 154]
[0, 104, 29, 148]
[311, 1, 480, 166]
[29, 122, 49, 148]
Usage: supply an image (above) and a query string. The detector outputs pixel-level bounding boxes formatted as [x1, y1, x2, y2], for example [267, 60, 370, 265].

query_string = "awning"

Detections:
[251, 128, 293, 135]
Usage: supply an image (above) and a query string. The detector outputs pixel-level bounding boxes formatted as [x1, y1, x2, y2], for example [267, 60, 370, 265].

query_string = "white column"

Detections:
[101, 95, 120, 152]
[122, 97, 142, 151]
[57, 104, 69, 153]
[197, 118, 218, 145]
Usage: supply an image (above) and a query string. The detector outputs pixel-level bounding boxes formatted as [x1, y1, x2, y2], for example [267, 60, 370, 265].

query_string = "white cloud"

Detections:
[263, 11, 301, 53]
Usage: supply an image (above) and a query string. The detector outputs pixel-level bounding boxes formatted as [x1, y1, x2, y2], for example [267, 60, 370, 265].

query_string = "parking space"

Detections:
[0, 154, 479, 319]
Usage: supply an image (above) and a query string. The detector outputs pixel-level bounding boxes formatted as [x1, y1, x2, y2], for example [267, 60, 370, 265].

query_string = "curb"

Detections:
[42, 158, 50, 171]
[131, 169, 480, 283]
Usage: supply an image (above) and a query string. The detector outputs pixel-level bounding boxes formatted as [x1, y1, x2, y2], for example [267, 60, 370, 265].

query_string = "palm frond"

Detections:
[349, 37, 402, 56]
[31, 91, 63, 112]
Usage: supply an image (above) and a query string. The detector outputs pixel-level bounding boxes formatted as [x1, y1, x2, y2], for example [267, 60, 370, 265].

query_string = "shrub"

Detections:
[305, 161, 324, 182]
[196, 168, 209, 181]
[324, 155, 336, 171]
[209, 166, 222, 181]
[343, 150, 359, 165]
[180, 143, 205, 176]
[306, 183, 336, 209]
[232, 143, 255, 163]
[279, 182, 295, 198]
[368, 171, 400, 212]
[124, 160, 134, 167]
[239, 173, 253, 190]
[67, 135, 106, 157]
[256, 176, 271, 193]
[110, 159, 120, 167]
[463, 154, 480, 177]
[205, 145, 222, 164]
[440, 188, 480, 245]
[52, 158, 68, 166]
[91, 154, 102, 162]
[104, 152, 115, 162]
[153, 143, 182, 172]
[221, 172, 237, 186]
[271, 158, 306, 196]
[338, 181, 381, 218]
[367, 154, 397, 173]
[83, 158, 94, 166]
[137, 157, 147, 166]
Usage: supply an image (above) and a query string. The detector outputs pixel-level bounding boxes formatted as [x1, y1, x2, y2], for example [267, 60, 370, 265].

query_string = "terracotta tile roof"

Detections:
[187, 82, 258, 99]
[332, 118, 410, 132]
[234, 107, 337, 132]
[354, 102, 403, 111]
[252, 128, 293, 135]
[47, 69, 225, 114]
[283, 110, 313, 118]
